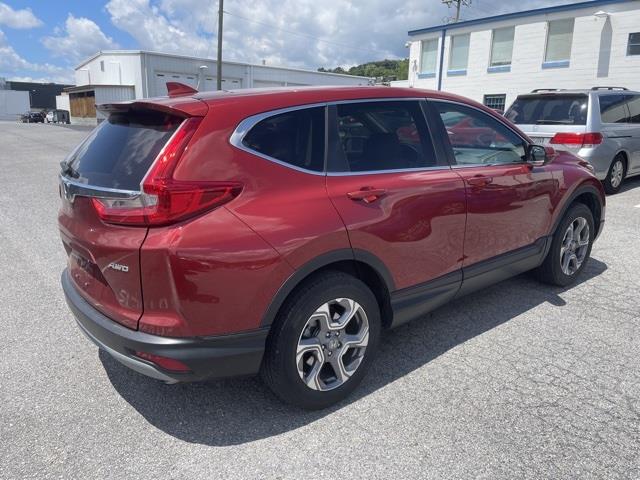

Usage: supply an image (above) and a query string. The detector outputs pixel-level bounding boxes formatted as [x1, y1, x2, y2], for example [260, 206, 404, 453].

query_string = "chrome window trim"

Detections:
[59, 174, 140, 203]
[229, 97, 447, 177]
[327, 165, 450, 176]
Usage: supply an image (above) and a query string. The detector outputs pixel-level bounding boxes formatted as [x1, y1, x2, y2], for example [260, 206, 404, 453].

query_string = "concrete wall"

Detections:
[407, 0, 640, 108]
[0, 90, 29, 120]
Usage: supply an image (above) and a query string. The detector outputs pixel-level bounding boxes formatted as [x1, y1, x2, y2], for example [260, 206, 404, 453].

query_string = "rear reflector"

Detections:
[92, 117, 242, 227]
[134, 351, 191, 372]
[550, 132, 603, 148]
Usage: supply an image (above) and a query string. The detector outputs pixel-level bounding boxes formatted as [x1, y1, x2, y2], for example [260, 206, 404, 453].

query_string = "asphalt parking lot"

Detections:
[1, 120, 639, 479]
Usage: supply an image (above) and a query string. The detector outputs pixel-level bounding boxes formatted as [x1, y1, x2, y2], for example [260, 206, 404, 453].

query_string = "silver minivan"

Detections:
[505, 87, 640, 194]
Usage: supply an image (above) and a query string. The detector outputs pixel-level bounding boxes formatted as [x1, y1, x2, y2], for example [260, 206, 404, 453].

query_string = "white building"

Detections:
[62, 50, 370, 124]
[0, 78, 29, 120]
[402, 0, 640, 111]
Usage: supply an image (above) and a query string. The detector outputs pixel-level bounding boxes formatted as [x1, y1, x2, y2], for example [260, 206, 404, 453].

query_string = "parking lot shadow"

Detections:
[619, 175, 640, 193]
[101, 257, 607, 446]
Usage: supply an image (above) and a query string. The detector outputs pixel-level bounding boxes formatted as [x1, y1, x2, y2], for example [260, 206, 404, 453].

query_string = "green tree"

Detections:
[318, 59, 409, 81]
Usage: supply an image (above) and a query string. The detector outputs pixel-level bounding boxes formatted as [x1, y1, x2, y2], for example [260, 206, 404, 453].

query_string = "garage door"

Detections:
[202, 76, 242, 91]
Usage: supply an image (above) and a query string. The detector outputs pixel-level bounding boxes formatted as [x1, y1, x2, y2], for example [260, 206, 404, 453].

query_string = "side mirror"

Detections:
[527, 144, 555, 166]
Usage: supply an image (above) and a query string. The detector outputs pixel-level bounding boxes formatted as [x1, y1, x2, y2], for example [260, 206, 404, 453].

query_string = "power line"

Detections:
[222, 10, 391, 57]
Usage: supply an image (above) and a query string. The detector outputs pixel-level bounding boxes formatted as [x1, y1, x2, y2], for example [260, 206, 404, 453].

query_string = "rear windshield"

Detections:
[505, 94, 588, 126]
[66, 111, 181, 190]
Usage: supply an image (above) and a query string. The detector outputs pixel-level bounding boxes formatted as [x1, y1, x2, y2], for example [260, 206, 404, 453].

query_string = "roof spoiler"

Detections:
[98, 98, 208, 117]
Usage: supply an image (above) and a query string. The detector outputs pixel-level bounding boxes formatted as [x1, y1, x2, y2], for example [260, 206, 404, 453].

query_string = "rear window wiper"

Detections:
[535, 120, 574, 125]
[60, 160, 80, 179]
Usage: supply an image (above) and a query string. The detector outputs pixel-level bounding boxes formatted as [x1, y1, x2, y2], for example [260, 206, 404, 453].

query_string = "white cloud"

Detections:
[0, 29, 72, 83]
[106, 0, 210, 57]
[0, 2, 42, 29]
[106, 0, 558, 69]
[42, 14, 119, 64]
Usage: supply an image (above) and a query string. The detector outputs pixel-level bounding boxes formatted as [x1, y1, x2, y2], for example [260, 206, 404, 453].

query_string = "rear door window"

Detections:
[599, 94, 630, 123]
[505, 94, 588, 125]
[67, 111, 181, 190]
[626, 95, 640, 124]
[242, 106, 325, 172]
[332, 100, 439, 172]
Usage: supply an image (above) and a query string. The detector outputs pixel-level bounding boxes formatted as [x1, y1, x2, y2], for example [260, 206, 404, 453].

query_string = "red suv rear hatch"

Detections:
[58, 99, 207, 329]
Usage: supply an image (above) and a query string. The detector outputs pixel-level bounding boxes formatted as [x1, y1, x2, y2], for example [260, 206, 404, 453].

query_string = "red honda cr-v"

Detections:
[59, 85, 605, 409]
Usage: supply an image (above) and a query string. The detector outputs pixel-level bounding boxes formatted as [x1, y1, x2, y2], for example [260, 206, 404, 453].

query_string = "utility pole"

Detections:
[216, 0, 224, 90]
[442, 0, 472, 23]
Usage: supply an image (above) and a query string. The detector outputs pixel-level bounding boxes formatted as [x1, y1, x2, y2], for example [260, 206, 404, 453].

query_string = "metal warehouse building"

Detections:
[400, 0, 640, 111]
[63, 50, 371, 124]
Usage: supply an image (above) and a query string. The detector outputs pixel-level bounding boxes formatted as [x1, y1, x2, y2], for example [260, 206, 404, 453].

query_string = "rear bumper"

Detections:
[61, 269, 268, 382]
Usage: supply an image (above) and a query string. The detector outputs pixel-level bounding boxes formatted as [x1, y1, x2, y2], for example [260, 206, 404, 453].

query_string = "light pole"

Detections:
[442, 0, 472, 23]
[216, 0, 224, 90]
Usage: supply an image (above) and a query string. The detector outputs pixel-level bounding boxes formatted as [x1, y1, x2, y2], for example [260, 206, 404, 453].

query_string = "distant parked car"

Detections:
[45, 109, 71, 124]
[21, 111, 44, 123]
[505, 87, 640, 194]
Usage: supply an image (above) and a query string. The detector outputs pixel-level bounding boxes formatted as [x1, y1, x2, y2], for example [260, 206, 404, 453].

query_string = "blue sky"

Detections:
[0, 0, 559, 84]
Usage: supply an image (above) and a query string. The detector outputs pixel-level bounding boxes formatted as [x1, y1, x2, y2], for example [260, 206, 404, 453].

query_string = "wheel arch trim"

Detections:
[551, 183, 605, 244]
[260, 249, 395, 328]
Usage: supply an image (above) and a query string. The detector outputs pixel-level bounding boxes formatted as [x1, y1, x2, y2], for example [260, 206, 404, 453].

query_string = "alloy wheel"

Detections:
[610, 159, 624, 189]
[296, 298, 369, 391]
[559, 217, 590, 276]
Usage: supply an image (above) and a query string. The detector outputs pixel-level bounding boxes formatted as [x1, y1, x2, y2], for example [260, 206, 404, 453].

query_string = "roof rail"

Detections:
[530, 88, 565, 93]
[591, 86, 628, 91]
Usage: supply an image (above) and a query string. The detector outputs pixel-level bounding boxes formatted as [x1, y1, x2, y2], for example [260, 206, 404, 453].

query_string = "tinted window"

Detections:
[627, 95, 640, 124]
[67, 111, 180, 190]
[434, 101, 526, 166]
[600, 95, 629, 123]
[505, 94, 588, 125]
[334, 101, 438, 172]
[242, 107, 325, 172]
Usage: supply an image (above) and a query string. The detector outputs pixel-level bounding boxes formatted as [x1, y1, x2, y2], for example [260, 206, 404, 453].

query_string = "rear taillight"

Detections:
[134, 351, 191, 372]
[92, 117, 242, 227]
[550, 132, 603, 148]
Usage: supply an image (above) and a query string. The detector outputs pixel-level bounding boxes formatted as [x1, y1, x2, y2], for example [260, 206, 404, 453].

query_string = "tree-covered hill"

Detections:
[318, 59, 409, 81]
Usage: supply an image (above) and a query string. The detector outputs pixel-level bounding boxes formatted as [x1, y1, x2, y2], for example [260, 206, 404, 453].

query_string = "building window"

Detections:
[628, 33, 640, 56]
[449, 33, 470, 73]
[483, 94, 507, 112]
[420, 38, 438, 76]
[543, 19, 574, 67]
[100, 61, 104, 72]
[490, 27, 515, 68]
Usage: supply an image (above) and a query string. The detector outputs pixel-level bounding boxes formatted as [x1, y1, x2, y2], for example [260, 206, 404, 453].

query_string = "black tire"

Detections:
[261, 271, 381, 409]
[603, 154, 626, 194]
[536, 203, 594, 287]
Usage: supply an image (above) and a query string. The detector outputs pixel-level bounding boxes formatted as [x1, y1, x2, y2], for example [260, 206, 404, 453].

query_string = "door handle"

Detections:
[347, 187, 387, 204]
[467, 176, 493, 187]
